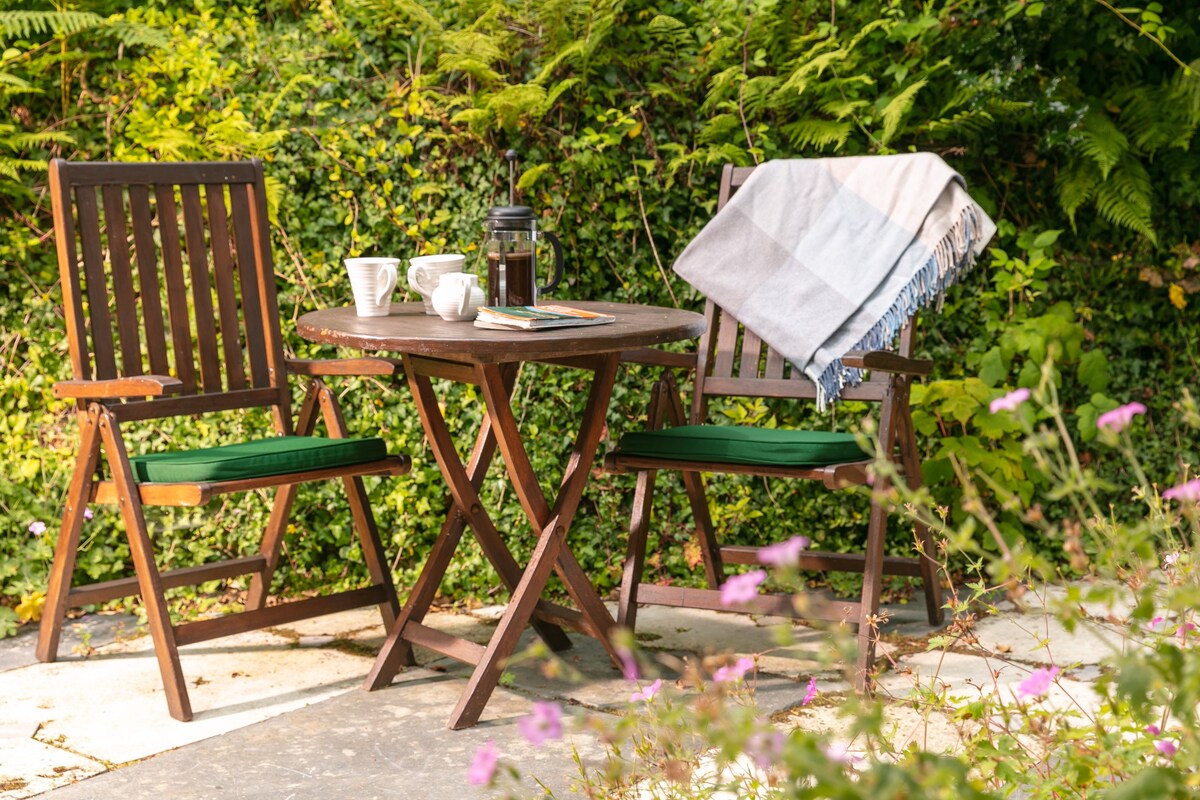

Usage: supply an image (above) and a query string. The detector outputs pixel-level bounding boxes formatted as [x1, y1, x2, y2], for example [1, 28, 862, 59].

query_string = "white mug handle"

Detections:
[407, 264, 431, 298]
[376, 263, 397, 306]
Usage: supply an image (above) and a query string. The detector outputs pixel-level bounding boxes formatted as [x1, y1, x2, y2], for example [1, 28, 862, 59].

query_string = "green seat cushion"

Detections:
[618, 426, 867, 467]
[129, 436, 388, 484]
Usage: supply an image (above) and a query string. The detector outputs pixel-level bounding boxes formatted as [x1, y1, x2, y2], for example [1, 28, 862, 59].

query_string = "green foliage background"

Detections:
[1, 0, 1198, 627]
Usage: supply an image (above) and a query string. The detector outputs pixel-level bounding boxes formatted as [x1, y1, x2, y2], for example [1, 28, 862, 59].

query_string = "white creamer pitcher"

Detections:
[431, 272, 485, 322]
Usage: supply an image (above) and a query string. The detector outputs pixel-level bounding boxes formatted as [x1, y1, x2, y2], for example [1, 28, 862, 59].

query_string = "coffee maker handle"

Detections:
[538, 231, 564, 294]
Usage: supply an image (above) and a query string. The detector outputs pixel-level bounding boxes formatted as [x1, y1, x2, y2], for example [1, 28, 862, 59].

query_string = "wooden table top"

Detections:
[296, 301, 706, 363]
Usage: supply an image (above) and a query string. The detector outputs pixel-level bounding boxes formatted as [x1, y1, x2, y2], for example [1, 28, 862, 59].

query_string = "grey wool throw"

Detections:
[673, 153, 997, 408]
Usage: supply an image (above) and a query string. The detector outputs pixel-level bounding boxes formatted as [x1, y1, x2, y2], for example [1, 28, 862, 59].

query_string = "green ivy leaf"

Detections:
[1077, 350, 1110, 393]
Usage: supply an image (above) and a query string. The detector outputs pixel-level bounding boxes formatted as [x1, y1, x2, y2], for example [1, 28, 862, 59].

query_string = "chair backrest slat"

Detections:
[737, 328, 762, 379]
[75, 186, 118, 379]
[101, 184, 143, 376]
[154, 183, 197, 394]
[50, 159, 291, 428]
[180, 183, 223, 392]
[228, 184, 270, 387]
[205, 184, 247, 391]
[128, 185, 171, 375]
[689, 163, 912, 423]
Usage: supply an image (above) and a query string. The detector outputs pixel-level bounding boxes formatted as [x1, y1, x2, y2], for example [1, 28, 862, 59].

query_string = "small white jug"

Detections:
[431, 273, 485, 322]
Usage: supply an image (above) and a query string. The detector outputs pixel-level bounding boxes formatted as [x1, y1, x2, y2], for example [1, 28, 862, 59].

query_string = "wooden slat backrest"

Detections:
[49, 159, 291, 426]
[690, 164, 912, 423]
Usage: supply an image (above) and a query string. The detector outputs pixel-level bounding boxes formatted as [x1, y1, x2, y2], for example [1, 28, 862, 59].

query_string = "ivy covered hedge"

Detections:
[1, 0, 1197, 631]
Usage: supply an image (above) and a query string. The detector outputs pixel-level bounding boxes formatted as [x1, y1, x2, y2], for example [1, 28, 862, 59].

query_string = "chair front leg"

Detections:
[37, 406, 103, 663]
[618, 378, 670, 630]
[96, 407, 193, 721]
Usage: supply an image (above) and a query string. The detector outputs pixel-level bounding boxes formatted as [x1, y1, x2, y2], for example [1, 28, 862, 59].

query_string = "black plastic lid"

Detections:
[486, 205, 536, 225]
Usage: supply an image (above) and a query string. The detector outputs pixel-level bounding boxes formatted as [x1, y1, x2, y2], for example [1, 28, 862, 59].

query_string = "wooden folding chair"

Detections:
[608, 165, 944, 691]
[39, 159, 410, 720]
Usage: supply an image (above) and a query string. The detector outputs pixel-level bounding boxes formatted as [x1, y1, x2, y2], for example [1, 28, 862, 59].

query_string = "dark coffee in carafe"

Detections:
[485, 250, 536, 306]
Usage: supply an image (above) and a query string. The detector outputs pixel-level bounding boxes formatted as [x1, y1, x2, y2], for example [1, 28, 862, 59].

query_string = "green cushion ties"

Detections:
[128, 436, 389, 484]
[617, 426, 867, 467]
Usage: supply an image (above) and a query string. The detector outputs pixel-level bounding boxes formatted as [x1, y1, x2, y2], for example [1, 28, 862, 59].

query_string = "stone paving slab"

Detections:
[878, 650, 1102, 715]
[2, 627, 374, 765]
[0, 736, 104, 800]
[971, 612, 1137, 667]
[38, 668, 603, 800]
[0, 613, 140, 674]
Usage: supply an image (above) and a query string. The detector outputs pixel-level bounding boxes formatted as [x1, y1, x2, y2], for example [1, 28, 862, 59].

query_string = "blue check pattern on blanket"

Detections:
[673, 153, 997, 408]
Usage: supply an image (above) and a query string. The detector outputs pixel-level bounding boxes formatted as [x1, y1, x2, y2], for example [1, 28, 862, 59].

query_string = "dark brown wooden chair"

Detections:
[608, 164, 944, 691]
[39, 159, 410, 721]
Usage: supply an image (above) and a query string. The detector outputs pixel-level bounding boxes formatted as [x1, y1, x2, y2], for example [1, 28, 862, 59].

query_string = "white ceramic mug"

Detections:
[408, 254, 466, 315]
[345, 257, 399, 317]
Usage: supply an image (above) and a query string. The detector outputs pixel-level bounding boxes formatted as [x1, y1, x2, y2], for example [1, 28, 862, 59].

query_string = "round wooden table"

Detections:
[296, 301, 705, 729]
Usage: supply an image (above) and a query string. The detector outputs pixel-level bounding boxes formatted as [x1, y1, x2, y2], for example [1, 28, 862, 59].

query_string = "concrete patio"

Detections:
[0, 586, 1126, 799]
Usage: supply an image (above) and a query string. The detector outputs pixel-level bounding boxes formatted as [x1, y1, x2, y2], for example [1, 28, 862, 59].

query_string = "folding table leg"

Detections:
[447, 356, 623, 729]
[477, 358, 623, 662]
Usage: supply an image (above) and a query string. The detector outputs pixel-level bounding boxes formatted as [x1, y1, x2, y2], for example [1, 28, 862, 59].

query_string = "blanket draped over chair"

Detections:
[673, 153, 997, 408]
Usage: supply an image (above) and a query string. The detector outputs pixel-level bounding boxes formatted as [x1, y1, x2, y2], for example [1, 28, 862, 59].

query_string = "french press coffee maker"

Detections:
[483, 150, 564, 307]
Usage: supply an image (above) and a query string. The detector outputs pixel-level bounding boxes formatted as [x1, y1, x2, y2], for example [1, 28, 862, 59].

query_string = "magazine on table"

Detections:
[474, 304, 616, 331]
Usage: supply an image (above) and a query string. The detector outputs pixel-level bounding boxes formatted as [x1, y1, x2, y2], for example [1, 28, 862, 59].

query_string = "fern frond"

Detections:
[1093, 155, 1156, 243]
[486, 83, 547, 128]
[697, 114, 742, 144]
[532, 40, 586, 86]
[443, 30, 505, 65]
[0, 10, 104, 38]
[647, 14, 690, 49]
[1055, 156, 1099, 228]
[703, 65, 743, 112]
[1075, 109, 1128, 180]
[104, 21, 169, 49]
[818, 96, 868, 120]
[879, 78, 926, 145]
[542, 77, 579, 108]
[924, 109, 995, 140]
[782, 118, 853, 151]
[436, 54, 501, 83]
[741, 75, 781, 117]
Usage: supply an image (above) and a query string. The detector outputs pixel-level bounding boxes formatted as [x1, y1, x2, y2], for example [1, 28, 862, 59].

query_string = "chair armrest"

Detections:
[842, 350, 933, 376]
[619, 348, 697, 370]
[54, 375, 184, 399]
[286, 357, 404, 377]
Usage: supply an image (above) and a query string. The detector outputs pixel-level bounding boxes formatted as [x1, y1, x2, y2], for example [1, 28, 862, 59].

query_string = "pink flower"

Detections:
[1155, 739, 1178, 757]
[758, 536, 810, 568]
[630, 678, 662, 703]
[1150, 616, 1166, 629]
[1163, 479, 1200, 503]
[1016, 666, 1059, 699]
[989, 388, 1030, 414]
[1176, 622, 1197, 640]
[617, 646, 639, 681]
[712, 657, 755, 684]
[720, 570, 766, 607]
[28, 521, 46, 535]
[747, 730, 786, 769]
[1145, 724, 1161, 736]
[1164, 551, 1181, 568]
[1096, 402, 1147, 432]
[83, 508, 93, 521]
[467, 740, 499, 786]
[823, 742, 861, 764]
[802, 676, 818, 706]
[517, 700, 563, 746]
